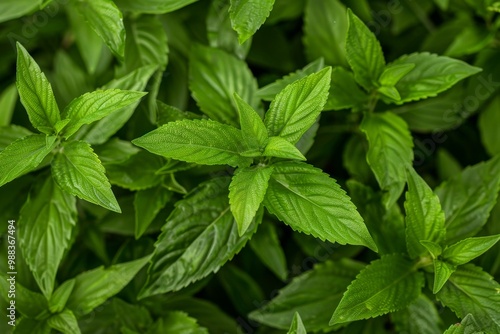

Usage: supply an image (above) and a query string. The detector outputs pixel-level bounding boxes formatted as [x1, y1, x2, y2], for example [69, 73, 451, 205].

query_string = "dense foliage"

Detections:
[1, 0, 500, 333]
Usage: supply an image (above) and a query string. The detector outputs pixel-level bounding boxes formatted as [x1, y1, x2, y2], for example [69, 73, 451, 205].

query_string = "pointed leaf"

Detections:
[442, 235, 500, 266]
[443, 314, 483, 334]
[288, 312, 307, 334]
[404, 167, 446, 258]
[419, 240, 442, 259]
[0, 134, 57, 187]
[264, 67, 331, 144]
[379, 63, 416, 87]
[263, 137, 306, 161]
[16, 43, 60, 134]
[229, 165, 273, 235]
[49, 279, 76, 314]
[360, 112, 414, 208]
[346, 9, 385, 91]
[51, 140, 120, 212]
[433, 260, 456, 294]
[326, 67, 368, 111]
[330, 254, 424, 325]
[229, 0, 275, 44]
[234, 93, 268, 150]
[263, 161, 376, 251]
[132, 119, 252, 167]
[134, 185, 172, 239]
[139, 177, 260, 298]
[66, 256, 151, 316]
[47, 309, 81, 334]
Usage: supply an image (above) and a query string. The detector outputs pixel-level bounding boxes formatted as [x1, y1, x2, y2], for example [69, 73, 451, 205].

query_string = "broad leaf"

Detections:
[234, 93, 268, 150]
[229, 0, 275, 44]
[433, 260, 456, 294]
[404, 167, 446, 258]
[346, 9, 385, 91]
[391, 52, 482, 104]
[391, 295, 442, 334]
[189, 44, 260, 126]
[437, 264, 500, 333]
[330, 254, 424, 324]
[288, 312, 307, 334]
[76, 0, 126, 60]
[0, 134, 57, 187]
[105, 151, 163, 190]
[325, 67, 367, 111]
[442, 235, 500, 266]
[435, 155, 500, 243]
[62, 89, 147, 138]
[113, 0, 198, 14]
[360, 112, 414, 208]
[47, 309, 81, 334]
[229, 165, 273, 235]
[18, 176, 77, 299]
[479, 95, 500, 156]
[134, 185, 172, 239]
[66, 256, 151, 316]
[263, 161, 376, 251]
[249, 221, 287, 281]
[249, 259, 364, 331]
[16, 43, 60, 134]
[139, 177, 260, 298]
[264, 67, 331, 144]
[262, 136, 306, 161]
[0, 0, 40, 23]
[132, 119, 252, 167]
[51, 140, 120, 212]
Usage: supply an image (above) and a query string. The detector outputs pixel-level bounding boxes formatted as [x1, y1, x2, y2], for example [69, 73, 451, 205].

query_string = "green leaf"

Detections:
[419, 240, 442, 259]
[113, 0, 198, 14]
[229, 165, 273, 235]
[13, 318, 51, 334]
[303, 0, 347, 67]
[76, 0, 126, 61]
[49, 279, 76, 314]
[360, 112, 414, 208]
[391, 295, 442, 334]
[16, 43, 61, 134]
[263, 161, 377, 251]
[18, 176, 77, 299]
[66, 256, 151, 316]
[391, 52, 482, 104]
[249, 220, 288, 281]
[263, 137, 306, 161]
[325, 67, 368, 111]
[443, 314, 484, 334]
[442, 235, 500, 266]
[139, 177, 260, 298]
[112, 298, 153, 333]
[435, 155, 500, 243]
[404, 167, 446, 258]
[378, 86, 401, 102]
[189, 44, 260, 126]
[379, 63, 416, 87]
[62, 89, 147, 139]
[0, 125, 33, 151]
[229, 0, 275, 44]
[433, 260, 456, 294]
[51, 140, 120, 212]
[346, 9, 385, 91]
[0, 0, 40, 23]
[134, 185, 172, 239]
[257, 58, 325, 101]
[249, 259, 364, 331]
[0, 134, 57, 187]
[264, 67, 331, 144]
[149, 311, 208, 334]
[105, 151, 163, 190]
[93, 138, 140, 165]
[479, 95, 500, 156]
[330, 254, 424, 325]
[234, 93, 268, 150]
[132, 119, 252, 167]
[437, 264, 500, 333]
[156, 100, 202, 126]
[0, 84, 18, 126]
[47, 309, 81, 334]
[0, 272, 48, 318]
[288, 312, 307, 334]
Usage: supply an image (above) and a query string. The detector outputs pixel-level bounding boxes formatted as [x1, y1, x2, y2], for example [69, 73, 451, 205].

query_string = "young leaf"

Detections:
[18, 176, 77, 299]
[249, 259, 364, 331]
[113, 0, 198, 14]
[66, 256, 151, 316]
[61, 89, 147, 138]
[378, 63, 416, 87]
[262, 136, 306, 161]
[132, 119, 252, 167]
[442, 235, 500, 266]
[263, 161, 377, 251]
[419, 240, 442, 259]
[229, 165, 273, 235]
[433, 260, 456, 294]
[435, 155, 500, 243]
[0, 134, 57, 187]
[229, 0, 275, 44]
[134, 185, 172, 239]
[391, 52, 482, 104]
[288, 312, 307, 334]
[189, 44, 260, 126]
[360, 112, 414, 208]
[325, 67, 368, 111]
[264, 67, 331, 144]
[139, 177, 260, 298]
[51, 140, 121, 212]
[330, 254, 424, 325]
[437, 264, 500, 333]
[404, 167, 446, 259]
[49, 279, 76, 314]
[391, 295, 442, 334]
[76, 0, 126, 61]
[234, 93, 268, 150]
[345, 9, 385, 91]
[16, 43, 61, 134]
[47, 309, 81, 334]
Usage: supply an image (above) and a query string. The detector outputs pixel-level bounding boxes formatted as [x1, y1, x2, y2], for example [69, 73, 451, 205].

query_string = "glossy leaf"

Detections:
[49, 279, 76, 314]
[262, 136, 306, 161]
[442, 235, 500, 266]
[105, 151, 163, 190]
[433, 260, 456, 294]
[234, 93, 268, 150]
[229, 0, 275, 44]
[0, 0, 40, 23]
[288, 312, 307, 334]
[149, 311, 208, 334]
[326, 67, 367, 111]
